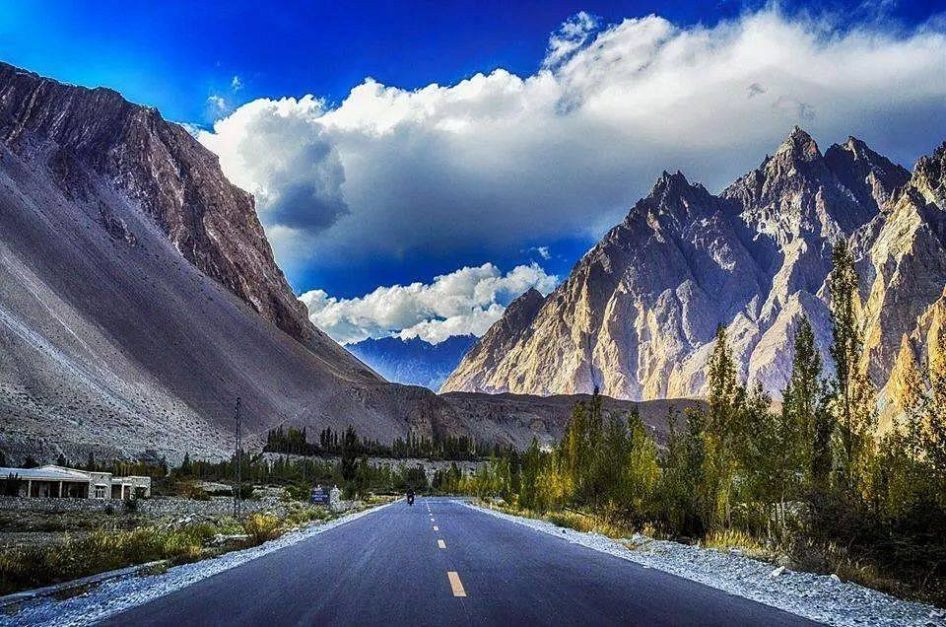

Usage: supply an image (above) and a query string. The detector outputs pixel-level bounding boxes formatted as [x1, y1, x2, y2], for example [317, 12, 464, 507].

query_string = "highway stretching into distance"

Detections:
[105, 498, 818, 626]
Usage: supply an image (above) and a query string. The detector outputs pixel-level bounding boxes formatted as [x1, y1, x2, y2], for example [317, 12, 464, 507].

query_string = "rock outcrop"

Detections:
[444, 129, 945, 420]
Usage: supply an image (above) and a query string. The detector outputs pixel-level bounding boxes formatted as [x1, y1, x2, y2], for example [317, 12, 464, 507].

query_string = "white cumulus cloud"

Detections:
[299, 263, 557, 345]
[196, 8, 946, 275]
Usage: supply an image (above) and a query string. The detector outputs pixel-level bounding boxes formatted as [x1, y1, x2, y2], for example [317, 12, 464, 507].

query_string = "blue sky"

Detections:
[0, 1, 850, 123]
[2, 1, 945, 343]
[1, 2, 938, 126]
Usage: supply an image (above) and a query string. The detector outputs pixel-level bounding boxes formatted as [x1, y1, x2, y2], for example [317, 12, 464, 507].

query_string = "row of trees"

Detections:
[174, 449, 429, 498]
[454, 241, 946, 602]
[262, 425, 480, 461]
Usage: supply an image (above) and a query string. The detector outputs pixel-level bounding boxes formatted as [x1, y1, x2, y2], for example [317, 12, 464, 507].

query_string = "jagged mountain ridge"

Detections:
[444, 128, 945, 421]
[348, 335, 476, 391]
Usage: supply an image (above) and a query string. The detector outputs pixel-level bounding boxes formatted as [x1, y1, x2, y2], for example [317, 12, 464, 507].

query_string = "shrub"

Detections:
[242, 513, 282, 545]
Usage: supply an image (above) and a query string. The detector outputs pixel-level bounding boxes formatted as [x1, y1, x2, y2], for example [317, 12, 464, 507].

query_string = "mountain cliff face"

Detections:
[863, 142, 946, 421]
[0, 62, 360, 366]
[444, 129, 943, 418]
[348, 335, 476, 390]
[442, 289, 544, 392]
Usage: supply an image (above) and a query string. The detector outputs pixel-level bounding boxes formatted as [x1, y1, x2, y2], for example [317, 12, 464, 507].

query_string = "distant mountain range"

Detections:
[445, 127, 946, 429]
[347, 335, 476, 391]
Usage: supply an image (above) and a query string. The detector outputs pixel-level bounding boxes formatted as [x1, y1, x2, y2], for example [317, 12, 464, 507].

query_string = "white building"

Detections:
[0, 465, 151, 499]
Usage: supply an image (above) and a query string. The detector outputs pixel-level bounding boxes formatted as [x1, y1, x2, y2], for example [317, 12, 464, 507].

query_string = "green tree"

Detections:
[707, 325, 740, 440]
[621, 409, 660, 521]
[827, 240, 879, 496]
[179, 452, 192, 476]
[828, 240, 861, 463]
[703, 325, 745, 529]
[519, 438, 542, 509]
[341, 426, 359, 481]
[780, 318, 829, 494]
[659, 407, 706, 536]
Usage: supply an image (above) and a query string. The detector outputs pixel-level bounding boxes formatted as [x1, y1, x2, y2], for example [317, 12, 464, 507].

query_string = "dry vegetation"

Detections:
[0, 495, 385, 597]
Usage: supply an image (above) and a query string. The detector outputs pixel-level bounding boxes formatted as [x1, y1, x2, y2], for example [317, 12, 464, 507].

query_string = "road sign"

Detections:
[311, 487, 330, 505]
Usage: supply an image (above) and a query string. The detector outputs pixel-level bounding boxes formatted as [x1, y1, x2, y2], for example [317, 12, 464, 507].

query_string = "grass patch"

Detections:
[482, 500, 636, 540]
[702, 529, 774, 561]
[242, 514, 282, 546]
[0, 498, 384, 599]
[482, 497, 946, 605]
[0, 522, 215, 596]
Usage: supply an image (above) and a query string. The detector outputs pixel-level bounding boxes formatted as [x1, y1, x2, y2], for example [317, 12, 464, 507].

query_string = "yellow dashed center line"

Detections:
[433, 525, 439, 531]
[447, 571, 466, 597]
[437, 539, 447, 549]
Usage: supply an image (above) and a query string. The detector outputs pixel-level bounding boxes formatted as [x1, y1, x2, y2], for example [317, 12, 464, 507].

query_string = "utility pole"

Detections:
[233, 396, 242, 517]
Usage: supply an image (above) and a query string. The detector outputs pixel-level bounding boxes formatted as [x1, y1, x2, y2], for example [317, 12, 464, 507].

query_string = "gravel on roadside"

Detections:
[465, 501, 946, 627]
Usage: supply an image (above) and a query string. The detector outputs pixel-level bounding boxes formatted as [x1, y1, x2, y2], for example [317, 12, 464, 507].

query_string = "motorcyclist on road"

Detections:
[407, 487, 415, 506]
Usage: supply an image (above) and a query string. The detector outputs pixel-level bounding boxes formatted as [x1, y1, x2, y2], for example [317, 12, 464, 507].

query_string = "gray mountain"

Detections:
[0, 62, 467, 463]
[442, 288, 544, 392]
[445, 128, 943, 425]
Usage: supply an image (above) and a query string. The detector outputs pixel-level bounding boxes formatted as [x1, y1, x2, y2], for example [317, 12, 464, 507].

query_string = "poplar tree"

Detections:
[782, 318, 825, 487]
[828, 240, 862, 465]
[707, 325, 739, 440]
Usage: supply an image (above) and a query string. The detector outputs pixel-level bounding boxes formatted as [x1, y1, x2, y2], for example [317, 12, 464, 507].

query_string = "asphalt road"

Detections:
[104, 498, 819, 626]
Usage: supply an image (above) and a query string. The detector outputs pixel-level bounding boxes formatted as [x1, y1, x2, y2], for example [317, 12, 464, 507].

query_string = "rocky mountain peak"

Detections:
[446, 130, 946, 417]
[775, 125, 822, 162]
[652, 169, 690, 193]
[912, 140, 946, 206]
[824, 136, 910, 212]
[440, 287, 546, 393]
[632, 169, 721, 231]
[725, 127, 882, 239]
[501, 288, 545, 333]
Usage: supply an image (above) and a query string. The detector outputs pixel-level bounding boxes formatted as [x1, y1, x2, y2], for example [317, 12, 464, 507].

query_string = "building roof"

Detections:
[0, 465, 93, 482]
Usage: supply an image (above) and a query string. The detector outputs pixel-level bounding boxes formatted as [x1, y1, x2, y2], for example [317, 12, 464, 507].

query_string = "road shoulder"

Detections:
[463, 501, 943, 627]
